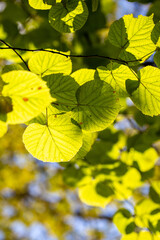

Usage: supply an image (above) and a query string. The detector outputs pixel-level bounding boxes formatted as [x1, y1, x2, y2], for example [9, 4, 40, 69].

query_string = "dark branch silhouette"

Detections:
[0, 39, 146, 69]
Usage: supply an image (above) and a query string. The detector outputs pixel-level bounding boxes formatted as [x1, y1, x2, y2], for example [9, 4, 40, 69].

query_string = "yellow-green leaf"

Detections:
[23, 114, 83, 162]
[135, 198, 160, 229]
[121, 231, 156, 240]
[0, 121, 7, 138]
[71, 69, 95, 86]
[28, 0, 53, 9]
[121, 148, 158, 172]
[72, 132, 97, 161]
[28, 51, 72, 77]
[1, 70, 52, 124]
[96, 63, 137, 96]
[127, 66, 160, 116]
[113, 209, 135, 234]
[108, 14, 156, 61]
[78, 179, 114, 207]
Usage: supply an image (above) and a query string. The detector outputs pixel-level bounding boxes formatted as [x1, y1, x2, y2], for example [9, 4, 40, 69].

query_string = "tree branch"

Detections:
[0, 40, 29, 70]
[0, 39, 144, 67]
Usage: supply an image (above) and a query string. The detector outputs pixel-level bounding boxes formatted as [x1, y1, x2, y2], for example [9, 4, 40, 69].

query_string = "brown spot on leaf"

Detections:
[113, 91, 116, 93]
[23, 97, 29, 102]
[79, 122, 83, 125]
[38, 86, 42, 90]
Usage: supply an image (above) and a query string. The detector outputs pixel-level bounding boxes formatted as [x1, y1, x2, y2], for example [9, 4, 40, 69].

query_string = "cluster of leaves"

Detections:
[1, 13, 160, 162]
[1, 0, 160, 239]
[28, 0, 89, 33]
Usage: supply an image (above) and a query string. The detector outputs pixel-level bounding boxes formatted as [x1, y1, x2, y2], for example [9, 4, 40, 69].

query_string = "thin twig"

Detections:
[0, 40, 29, 70]
[0, 39, 145, 65]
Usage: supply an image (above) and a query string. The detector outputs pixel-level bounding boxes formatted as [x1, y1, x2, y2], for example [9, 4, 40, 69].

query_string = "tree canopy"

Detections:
[0, 0, 160, 239]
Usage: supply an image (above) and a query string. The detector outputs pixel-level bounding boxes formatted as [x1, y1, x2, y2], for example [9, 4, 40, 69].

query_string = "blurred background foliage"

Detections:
[0, 0, 160, 239]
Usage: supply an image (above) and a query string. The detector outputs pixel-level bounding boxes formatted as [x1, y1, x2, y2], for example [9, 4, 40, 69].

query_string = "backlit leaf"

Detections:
[49, 0, 89, 33]
[121, 231, 155, 240]
[149, 181, 160, 203]
[71, 69, 95, 86]
[121, 148, 158, 172]
[63, 166, 92, 187]
[135, 198, 160, 229]
[44, 73, 79, 112]
[127, 66, 160, 116]
[23, 114, 83, 162]
[71, 80, 120, 132]
[28, 51, 72, 77]
[108, 14, 156, 61]
[96, 63, 137, 96]
[151, 21, 160, 47]
[28, 0, 53, 9]
[1, 70, 52, 124]
[154, 51, 160, 68]
[2, 64, 24, 74]
[0, 121, 7, 138]
[72, 132, 97, 161]
[113, 209, 135, 234]
[78, 178, 114, 207]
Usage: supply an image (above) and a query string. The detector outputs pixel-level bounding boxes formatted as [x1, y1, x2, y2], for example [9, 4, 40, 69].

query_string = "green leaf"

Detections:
[121, 148, 158, 172]
[151, 21, 160, 47]
[149, 181, 160, 204]
[108, 17, 128, 49]
[86, 129, 126, 164]
[112, 181, 132, 200]
[71, 80, 120, 132]
[63, 166, 92, 187]
[28, 0, 53, 10]
[125, 79, 140, 96]
[49, 0, 89, 33]
[2, 64, 24, 74]
[23, 114, 83, 162]
[1, 70, 52, 124]
[78, 178, 114, 207]
[121, 232, 154, 240]
[108, 14, 156, 61]
[127, 66, 160, 116]
[44, 73, 79, 112]
[0, 96, 13, 117]
[28, 51, 72, 77]
[96, 63, 137, 96]
[71, 69, 95, 86]
[135, 199, 160, 229]
[113, 209, 135, 234]
[121, 168, 142, 189]
[71, 132, 97, 161]
[154, 51, 160, 68]
[0, 121, 7, 138]
[92, 0, 99, 12]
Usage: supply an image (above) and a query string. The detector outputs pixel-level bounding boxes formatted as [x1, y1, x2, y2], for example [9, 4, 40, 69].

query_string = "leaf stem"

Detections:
[46, 108, 48, 126]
